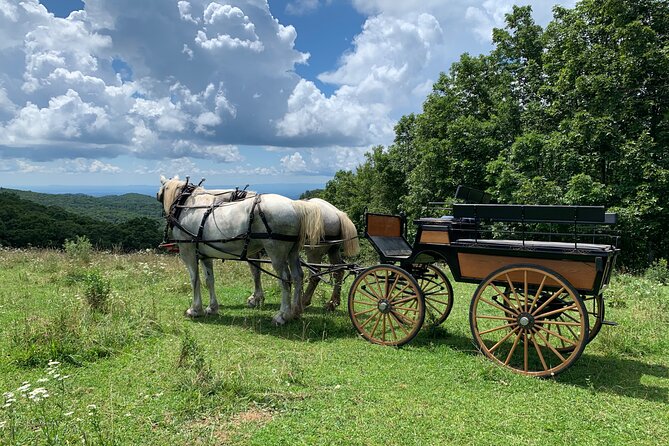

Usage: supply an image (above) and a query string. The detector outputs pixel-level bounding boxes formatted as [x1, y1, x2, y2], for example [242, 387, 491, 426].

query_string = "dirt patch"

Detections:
[230, 407, 274, 426]
[186, 407, 274, 445]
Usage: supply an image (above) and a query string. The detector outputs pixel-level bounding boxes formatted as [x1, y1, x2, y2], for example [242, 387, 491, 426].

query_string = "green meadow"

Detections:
[0, 247, 667, 445]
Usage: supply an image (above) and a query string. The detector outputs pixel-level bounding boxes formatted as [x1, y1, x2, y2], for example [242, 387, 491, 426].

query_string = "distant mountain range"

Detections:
[11, 183, 325, 199]
[0, 183, 325, 224]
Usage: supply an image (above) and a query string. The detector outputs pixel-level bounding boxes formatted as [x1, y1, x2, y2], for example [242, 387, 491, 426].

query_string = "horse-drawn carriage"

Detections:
[349, 186, 620, 377]
[159, 178, 619, 378]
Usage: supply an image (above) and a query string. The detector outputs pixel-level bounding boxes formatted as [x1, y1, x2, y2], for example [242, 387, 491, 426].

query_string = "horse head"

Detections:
[156, 175, 186, 214]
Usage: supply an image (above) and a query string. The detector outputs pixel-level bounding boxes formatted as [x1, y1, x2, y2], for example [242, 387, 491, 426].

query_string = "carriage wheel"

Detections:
[552, 294, 604, 352]
[348, 265, 425, 346]
[415, 265, 454, 327]
[469, 264, 588, 377]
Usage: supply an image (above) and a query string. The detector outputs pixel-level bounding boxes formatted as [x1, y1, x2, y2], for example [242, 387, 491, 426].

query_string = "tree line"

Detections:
[0, 192, 163, 251]
[316, 0, 668, 270]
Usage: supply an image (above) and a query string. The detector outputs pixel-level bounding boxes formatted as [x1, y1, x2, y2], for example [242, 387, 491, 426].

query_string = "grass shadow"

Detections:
[408, 326, 668, 404]
[189, 304, 356, 343]
[559, 353, 668, 404]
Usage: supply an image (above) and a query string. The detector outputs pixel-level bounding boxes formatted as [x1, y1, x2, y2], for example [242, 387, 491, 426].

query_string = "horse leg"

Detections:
[247, 262, 265, 308]
[325, 247, 344, 311]
[201, 258, 219, 315]
[302, 248, 325, 307]
[288, 245, 305, 318]
[269, 255, 293, 325]
[180, 244, 205, 317]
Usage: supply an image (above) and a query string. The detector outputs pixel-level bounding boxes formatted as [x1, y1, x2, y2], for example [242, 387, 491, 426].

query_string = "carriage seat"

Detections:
[368, 236, 412, 258]
[366, 213, 412, 259]
[451, 238, 616, 254]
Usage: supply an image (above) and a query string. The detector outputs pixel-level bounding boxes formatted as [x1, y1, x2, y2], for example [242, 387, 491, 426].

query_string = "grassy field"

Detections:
[0, 247, 667, 445]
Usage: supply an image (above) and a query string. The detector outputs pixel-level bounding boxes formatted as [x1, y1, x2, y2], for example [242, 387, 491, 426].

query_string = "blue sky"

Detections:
[0, 0, 575, 191]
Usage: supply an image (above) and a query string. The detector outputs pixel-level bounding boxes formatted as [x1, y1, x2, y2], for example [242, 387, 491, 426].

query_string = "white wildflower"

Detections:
[17, 383, 31, 393]
[28, 387, 49, 402]
[47, 360, 60, 367]
[64, 411, 74, 417]
[0, 420, 6, 429]
[87, 404, 97, 410]
[37, 378, 49, 383]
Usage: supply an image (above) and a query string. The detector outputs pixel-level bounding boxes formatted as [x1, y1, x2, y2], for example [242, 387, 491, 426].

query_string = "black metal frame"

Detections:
[364, 203, 620, 296]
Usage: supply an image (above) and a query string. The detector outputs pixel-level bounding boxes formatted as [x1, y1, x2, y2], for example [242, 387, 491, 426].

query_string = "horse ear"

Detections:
[160, 175, 167, 185]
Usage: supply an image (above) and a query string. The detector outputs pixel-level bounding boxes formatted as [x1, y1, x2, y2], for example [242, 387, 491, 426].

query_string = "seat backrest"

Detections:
[454, 185, 492, 204]
[366, 213, 403, 237]
[452, 204, 615, 225]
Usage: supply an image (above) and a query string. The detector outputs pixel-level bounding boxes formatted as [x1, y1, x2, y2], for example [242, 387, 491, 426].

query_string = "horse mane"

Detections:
[291, 201, 325, 247]
[336, 210, 360, 257]
[161, 179, 188, 214]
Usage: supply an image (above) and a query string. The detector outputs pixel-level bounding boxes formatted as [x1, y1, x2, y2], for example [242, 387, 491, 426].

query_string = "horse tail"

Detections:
[292, 201, 325, 247]
[336, 210, 360, 257]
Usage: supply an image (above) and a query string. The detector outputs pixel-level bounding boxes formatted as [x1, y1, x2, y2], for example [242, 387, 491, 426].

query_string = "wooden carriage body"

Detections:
[353, 197, 620, 377]
[366, 204, 618, 296]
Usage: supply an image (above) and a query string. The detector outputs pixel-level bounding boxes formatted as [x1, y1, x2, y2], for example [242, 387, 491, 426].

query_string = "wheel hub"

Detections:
[377, 299, 392, 314]
[517, 312, 535, 330]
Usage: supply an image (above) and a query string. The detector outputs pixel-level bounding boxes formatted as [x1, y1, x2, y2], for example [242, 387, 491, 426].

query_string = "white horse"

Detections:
[247, 198, 359, 311]
[157, 176, 324, 325]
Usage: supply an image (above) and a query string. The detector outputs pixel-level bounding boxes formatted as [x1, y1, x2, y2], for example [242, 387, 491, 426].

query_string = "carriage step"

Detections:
[601, 320, 618, 326]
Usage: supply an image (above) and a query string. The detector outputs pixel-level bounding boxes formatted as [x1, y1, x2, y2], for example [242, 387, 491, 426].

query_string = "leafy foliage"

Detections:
[323, 0, 669, 269]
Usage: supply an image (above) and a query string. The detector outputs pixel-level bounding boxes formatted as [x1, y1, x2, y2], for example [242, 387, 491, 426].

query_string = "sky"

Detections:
[0, 0, 576, 191]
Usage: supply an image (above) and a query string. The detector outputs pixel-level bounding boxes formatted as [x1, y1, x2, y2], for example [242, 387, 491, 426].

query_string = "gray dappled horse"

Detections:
[157, 176, 324, 325]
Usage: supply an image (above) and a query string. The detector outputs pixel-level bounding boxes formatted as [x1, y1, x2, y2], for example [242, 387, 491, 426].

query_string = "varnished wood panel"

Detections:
[458, 253, 597, 291]
[419, 230, 450, 245]
[367, 215, 402, 237]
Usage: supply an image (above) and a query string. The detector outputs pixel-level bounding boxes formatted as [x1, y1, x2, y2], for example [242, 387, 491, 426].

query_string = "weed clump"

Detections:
[644, 258, 669, 285]
[81, 270, 111, 313]
[177, 331, 221, 395]
[63, 235, 93, 264]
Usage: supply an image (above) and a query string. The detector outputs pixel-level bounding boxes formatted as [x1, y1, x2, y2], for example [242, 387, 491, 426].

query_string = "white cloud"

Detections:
[0, 0, 577, 179]
[7, 157, 121, 174]
[280, 151, 308, 172]
[285, 0, 320, 16]
[465, 0, 515, 42]
[276, 12, 443, 146]
[64, 158, 122, 173]
[0, 0, 309, 162]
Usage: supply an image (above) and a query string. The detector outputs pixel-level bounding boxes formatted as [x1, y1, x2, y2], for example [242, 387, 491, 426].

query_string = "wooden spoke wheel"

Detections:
[552, 293, 604, 352]
[469, 264, 588, 377]
[414, 265, 454, 327]
[348, 265, 425, 346]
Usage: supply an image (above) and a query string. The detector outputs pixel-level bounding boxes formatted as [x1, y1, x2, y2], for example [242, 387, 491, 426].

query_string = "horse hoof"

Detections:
[247, 295, 264, 308]
[272, 313, 286, 325]
[324, 301, 337, 312]
[206, 306, 219, 315]
[185, 308, 204, 318]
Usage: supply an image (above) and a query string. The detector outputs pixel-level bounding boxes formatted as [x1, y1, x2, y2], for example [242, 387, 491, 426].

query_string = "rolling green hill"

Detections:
[0, 188, 163, 224]
[0, 191, 163, 250]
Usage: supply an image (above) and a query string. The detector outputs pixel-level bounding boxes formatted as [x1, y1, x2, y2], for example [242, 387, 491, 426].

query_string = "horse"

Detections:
[246, 198, 359, 311]
[157, 176, 324, 325]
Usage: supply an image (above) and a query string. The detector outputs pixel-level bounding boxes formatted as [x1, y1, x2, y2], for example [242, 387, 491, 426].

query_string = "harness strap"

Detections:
[163, 185, 300, 260]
